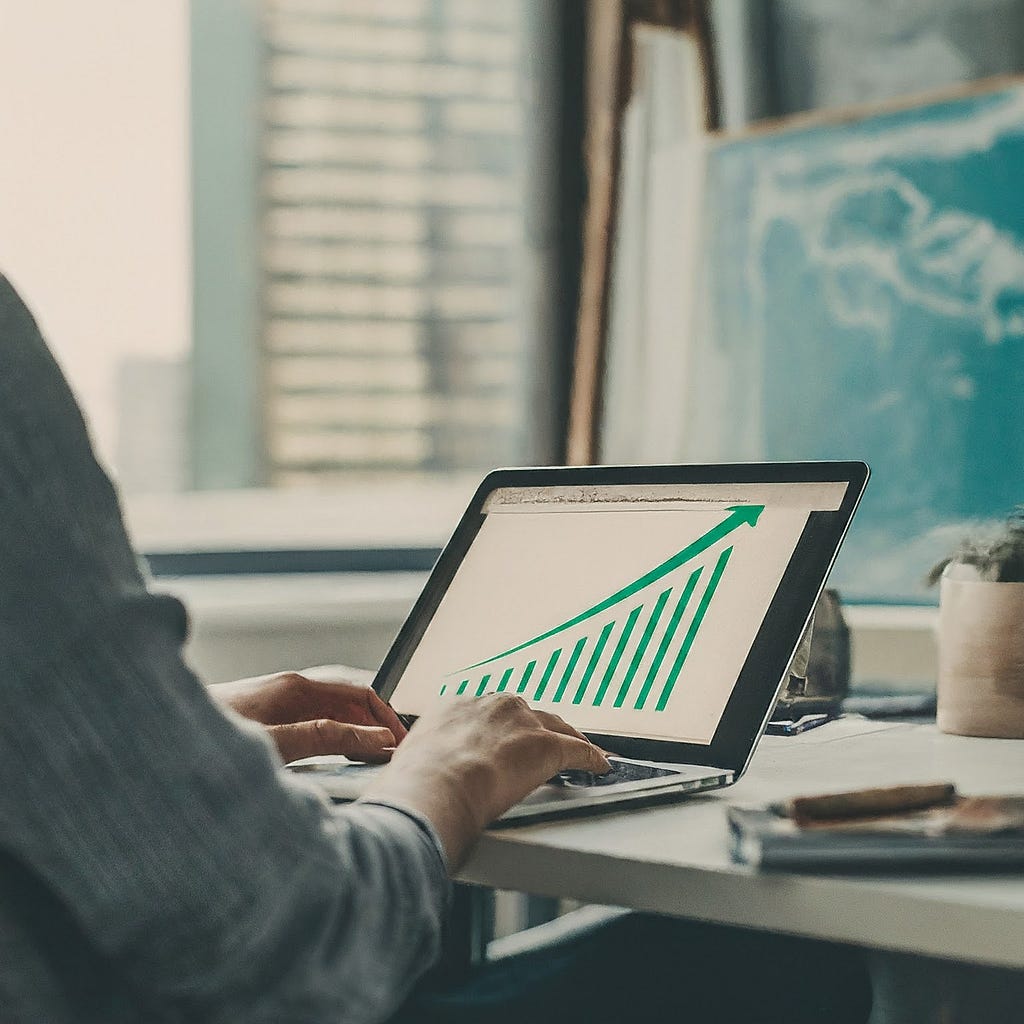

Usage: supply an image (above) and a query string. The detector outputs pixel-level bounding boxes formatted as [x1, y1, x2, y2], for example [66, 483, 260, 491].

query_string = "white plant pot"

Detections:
[937, 576, 1024, 738]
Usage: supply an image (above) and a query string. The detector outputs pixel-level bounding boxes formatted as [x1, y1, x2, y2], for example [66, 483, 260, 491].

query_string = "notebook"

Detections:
[289, 462, 868, 824]
[730, 795, 1024, 871]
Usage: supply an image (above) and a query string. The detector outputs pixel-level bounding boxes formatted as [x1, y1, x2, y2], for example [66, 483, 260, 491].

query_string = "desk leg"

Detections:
[437, 883, 495, 980]
[524, 894, 561, 929]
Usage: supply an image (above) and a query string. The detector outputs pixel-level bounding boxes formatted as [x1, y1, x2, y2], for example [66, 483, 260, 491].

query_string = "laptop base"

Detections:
[287, 757, 733, 826]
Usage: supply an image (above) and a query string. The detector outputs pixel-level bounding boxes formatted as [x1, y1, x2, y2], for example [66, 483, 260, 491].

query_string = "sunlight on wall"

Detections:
[0, 0, 191, 465]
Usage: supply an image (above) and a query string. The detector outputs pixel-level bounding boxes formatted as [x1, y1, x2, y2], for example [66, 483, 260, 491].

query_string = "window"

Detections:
[0, 0, 577, 560]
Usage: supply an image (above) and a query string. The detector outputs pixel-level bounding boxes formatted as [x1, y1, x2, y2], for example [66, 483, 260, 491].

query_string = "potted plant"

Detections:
[928, 508, 1024, 739]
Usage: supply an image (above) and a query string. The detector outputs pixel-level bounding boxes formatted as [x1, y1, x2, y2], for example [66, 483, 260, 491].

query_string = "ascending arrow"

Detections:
[456, 504, 763, 673]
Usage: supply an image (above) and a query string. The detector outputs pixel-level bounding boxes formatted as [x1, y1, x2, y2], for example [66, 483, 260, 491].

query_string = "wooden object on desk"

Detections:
[784, 782, 957, 823]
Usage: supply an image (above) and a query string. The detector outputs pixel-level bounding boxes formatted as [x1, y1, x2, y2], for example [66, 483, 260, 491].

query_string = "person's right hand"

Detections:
[361, 694, 610, 869]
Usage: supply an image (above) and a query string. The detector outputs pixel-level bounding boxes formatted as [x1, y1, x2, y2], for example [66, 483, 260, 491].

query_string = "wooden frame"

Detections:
[566, 1, 718, 465]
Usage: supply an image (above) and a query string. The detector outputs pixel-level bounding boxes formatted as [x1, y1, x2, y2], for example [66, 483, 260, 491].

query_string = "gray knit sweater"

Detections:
[0, 275, 449, 1023]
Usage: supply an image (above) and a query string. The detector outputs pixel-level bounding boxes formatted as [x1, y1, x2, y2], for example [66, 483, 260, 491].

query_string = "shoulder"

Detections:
[0, 272, 65, 385]
[0, 272, 41, 340]
[0, 270, 123, 518]
[0, 271, 94, 436]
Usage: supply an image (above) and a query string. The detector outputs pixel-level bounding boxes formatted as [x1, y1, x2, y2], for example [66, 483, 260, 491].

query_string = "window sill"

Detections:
[846, 604, 937, 693]
[158, 572, 426, 630]
[125, 477, 479, 555]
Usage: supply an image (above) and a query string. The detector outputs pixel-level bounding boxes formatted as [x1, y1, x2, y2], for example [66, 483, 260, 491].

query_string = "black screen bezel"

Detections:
[373, 461, 869, 777]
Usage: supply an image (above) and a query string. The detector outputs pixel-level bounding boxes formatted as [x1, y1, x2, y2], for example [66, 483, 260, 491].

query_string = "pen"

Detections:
[765, 712, 834, 736]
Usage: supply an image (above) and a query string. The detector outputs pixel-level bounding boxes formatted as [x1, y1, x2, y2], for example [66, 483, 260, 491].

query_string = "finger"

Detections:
[314, 721, 396, 763]
[269, 721, 395, 764]
[313, 684, 408, 742]
[297, 678, 406, 741]
[300, 664, 377, 688]
[550, 734, 612, 775]
[532, 709, 589, 743]
[364, 690, 409, 743]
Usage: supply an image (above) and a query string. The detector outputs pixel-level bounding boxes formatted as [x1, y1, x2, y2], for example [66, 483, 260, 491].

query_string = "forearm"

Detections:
[361, 697, 611, 868]
[230, 798, 450, 1024]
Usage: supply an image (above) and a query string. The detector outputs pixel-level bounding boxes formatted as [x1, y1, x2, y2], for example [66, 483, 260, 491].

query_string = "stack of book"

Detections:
[729, 784, 1024, 871]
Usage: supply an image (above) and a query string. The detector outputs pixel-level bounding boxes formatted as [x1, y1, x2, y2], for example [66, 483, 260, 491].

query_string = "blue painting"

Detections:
[687, 83, 1024, 602]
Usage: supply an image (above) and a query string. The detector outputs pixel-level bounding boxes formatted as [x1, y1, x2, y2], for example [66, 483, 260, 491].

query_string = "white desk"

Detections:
[458, 720, 1024, 969]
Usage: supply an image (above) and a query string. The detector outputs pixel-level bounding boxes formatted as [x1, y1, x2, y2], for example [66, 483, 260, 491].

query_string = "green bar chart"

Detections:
[437, 505, 761, 714]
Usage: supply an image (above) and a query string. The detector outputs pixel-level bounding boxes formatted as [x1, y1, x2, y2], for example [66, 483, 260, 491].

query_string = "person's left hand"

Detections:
[210, 666, 407, 765]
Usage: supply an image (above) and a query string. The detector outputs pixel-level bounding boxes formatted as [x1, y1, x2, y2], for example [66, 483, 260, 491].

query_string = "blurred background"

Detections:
[1, 0, 1023, 687]
[0, 0, 577, 557]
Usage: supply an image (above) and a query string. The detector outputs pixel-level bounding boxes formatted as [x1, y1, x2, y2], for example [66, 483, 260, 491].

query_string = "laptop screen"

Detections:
[386, 480, 851, 745]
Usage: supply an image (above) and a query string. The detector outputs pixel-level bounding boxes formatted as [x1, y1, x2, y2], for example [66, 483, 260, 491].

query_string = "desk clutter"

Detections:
[767, 691, 940, 735]
[769, 588, 850, 726]
[730, 783, 1024, 872]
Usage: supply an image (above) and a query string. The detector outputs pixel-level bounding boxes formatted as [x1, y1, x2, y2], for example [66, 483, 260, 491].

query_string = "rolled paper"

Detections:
[784, 782, 957, 823]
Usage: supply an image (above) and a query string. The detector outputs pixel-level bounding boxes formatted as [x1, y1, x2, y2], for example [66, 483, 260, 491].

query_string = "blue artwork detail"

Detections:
[691, 87, 1024, 601]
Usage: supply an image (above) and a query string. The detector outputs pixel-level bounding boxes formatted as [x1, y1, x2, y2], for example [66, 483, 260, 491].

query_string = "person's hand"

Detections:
[210, 666, 407, 764]
[362, 694, 610, 868]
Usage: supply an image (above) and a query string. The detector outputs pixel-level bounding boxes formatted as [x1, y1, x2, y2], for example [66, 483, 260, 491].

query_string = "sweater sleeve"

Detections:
[0, 275, 450, 1023]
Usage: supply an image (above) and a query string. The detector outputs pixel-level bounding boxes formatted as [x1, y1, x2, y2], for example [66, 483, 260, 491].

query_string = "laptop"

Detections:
[289, 462, 869, 825]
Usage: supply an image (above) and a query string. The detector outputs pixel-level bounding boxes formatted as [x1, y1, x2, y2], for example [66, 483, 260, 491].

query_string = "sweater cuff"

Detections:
[357, 798, 451, 875]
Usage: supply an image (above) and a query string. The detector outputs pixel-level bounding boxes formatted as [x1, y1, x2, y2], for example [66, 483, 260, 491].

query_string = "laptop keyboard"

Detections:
[552, 759, 681, 788]
[290, 756, 684, 792]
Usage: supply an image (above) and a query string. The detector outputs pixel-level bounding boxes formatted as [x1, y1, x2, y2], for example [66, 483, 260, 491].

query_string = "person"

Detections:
[0, 275, 872, 1022]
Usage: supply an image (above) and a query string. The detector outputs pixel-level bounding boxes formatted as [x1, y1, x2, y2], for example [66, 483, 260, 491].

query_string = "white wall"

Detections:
[168, 574, 423, 682]
[0, 1, 191, 466]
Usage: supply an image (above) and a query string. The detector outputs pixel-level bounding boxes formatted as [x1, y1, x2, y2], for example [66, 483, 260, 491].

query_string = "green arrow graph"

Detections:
[438, 504, 762, 713]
